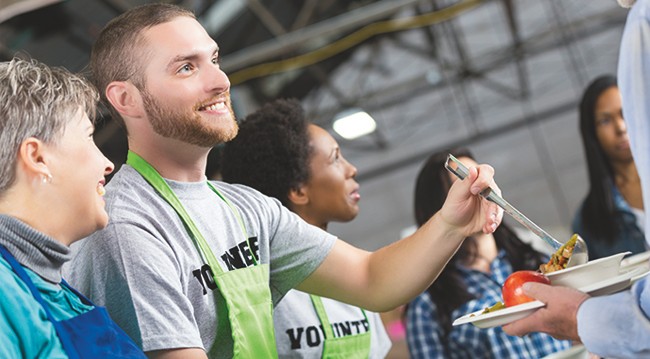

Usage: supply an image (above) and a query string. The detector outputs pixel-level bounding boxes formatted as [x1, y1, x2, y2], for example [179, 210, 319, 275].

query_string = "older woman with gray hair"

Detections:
[0, 57, 145, 358]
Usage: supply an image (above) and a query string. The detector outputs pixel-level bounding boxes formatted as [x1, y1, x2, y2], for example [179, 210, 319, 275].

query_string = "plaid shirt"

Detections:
[406, 250, 572, 358]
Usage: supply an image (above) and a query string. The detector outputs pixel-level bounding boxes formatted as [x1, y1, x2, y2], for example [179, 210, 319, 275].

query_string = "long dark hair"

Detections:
[578, 75, 619, 245]
[410, 148, 547, 332]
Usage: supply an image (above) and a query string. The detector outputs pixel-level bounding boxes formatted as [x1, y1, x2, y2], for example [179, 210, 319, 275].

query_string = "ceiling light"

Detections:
[332, 109, 377, 140]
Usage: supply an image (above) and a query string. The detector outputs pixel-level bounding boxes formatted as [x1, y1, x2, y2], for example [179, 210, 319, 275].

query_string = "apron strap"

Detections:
[205, 182, 257, 265]
[126, 151, 222, 271]
[127, 151, 275, 357]
[126, 151, 260, 270]
[61, 279, 94, 306]
[310, 295, 336, 339]
[310, 294, 370, 340]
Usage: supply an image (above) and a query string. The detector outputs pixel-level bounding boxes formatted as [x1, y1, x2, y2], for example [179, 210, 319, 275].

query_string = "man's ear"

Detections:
[105, 81, 144, 118]
[288, 186, 309, 207]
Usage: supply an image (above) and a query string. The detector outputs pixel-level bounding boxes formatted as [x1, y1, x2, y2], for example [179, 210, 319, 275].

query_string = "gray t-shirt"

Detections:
[65, 165, 336, 357]
[273, 289, 391, 358]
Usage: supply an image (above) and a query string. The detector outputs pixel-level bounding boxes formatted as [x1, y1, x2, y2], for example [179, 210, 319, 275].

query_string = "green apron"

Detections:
[310, 295, 372, 358]
[127, 151, 278, 358]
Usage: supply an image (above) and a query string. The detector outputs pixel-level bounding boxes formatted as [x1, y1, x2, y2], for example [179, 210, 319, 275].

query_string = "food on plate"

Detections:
[470, 301, 505, 317]
[471, 270, 551, 315]
[539, 233, 579, 274]
[480, 301, 505, 314]
[469, 234, 578, 314]
[502, 270, 551, 307]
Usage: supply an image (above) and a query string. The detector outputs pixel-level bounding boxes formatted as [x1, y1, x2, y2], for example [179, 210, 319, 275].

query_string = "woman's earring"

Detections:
[42, 173, 52, 184]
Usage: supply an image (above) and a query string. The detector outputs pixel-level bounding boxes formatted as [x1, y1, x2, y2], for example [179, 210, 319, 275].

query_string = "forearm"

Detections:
[299, 162, 498, 310]
[299, 212, 464, 311]
[362, 212, 464, 310]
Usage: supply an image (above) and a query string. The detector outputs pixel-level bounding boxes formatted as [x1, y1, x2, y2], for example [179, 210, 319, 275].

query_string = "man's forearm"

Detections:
[298, 212, 465, 311]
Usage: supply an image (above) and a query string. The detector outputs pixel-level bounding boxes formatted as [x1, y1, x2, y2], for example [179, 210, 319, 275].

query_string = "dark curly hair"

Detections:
[221, 98, 313, 207]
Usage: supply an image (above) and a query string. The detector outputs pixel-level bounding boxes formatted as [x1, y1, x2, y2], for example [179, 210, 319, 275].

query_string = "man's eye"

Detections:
[179, 64, 192, 73]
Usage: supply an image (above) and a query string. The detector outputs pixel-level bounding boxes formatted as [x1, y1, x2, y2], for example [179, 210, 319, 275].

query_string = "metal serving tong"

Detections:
[445, 154, 588, 268]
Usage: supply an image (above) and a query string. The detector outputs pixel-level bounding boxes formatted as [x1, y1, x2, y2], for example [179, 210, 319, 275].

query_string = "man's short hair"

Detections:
[90, 3, 195, 128]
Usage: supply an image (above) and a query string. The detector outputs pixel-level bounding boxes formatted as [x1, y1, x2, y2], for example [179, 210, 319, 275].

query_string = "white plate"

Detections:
[545, 252, 628, 288]
[452, 267, 648, 328]
[631, 267, 650, 283]
[452, 300, 545, 329]
[620, 251, 650, 272]
[579, 266, 646, 296]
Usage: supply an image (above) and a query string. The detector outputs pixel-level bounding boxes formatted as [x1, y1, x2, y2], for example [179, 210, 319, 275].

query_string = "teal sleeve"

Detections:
[0, 259, 69, 358]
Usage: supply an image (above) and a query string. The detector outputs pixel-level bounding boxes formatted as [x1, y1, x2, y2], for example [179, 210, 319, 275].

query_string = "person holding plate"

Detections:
[503, 1, 650, 357]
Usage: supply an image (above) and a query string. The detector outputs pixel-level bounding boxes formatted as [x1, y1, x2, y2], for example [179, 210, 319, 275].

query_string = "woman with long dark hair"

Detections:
[572, 75, 647, 259]
[405, 149, 571, 358]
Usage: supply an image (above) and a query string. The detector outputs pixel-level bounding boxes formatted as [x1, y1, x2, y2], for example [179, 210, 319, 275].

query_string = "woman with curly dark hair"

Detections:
[221, 98, 391, 358]
[572, 75, 647, 259]
[405, 149, 571, 358]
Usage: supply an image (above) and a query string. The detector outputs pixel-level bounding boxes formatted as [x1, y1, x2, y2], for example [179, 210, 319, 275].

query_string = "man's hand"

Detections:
[503, 282, 590, 341]
[440, 163, 503, 236]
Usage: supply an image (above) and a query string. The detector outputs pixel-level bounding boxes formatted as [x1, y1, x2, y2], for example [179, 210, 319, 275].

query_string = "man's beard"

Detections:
[141, 89, 238, 147]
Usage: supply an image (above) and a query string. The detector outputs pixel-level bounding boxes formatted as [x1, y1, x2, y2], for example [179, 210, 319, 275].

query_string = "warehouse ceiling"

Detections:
[0, 0, 630, 251]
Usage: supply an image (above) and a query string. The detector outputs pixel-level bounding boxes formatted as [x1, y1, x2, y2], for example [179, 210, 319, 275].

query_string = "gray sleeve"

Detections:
[268, 207, 337, 303]
[67, 218, 204, 352]
[223, 184, 337, 304]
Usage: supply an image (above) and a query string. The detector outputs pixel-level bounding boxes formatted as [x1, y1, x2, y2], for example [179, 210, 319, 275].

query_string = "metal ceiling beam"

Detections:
[201, 0, 247, 36]
[502, 0, 530, 99]
[219, 0, 431, 72]
[291, 0, 320, 31]
[237, 0, 366, 102]
[437, 14, 482, 135]
[0, 0, 63, 23]
[308, 7, 626, 126]
[335, 5, 625, 183]
[245, 0, 286, 37]
[545, 0, 588, 89]
[355, 98, 577, 182]
[416, 0, 440, 59]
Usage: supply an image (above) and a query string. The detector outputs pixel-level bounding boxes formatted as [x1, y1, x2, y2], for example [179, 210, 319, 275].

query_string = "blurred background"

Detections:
[0, 0, 629, 252]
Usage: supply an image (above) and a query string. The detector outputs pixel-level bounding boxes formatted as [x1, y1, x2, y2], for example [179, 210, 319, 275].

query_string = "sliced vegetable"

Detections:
[539, 233, 578, 274]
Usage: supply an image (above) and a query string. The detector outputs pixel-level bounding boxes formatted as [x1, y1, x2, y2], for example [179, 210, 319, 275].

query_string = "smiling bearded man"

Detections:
[140, 86, 237, 147]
